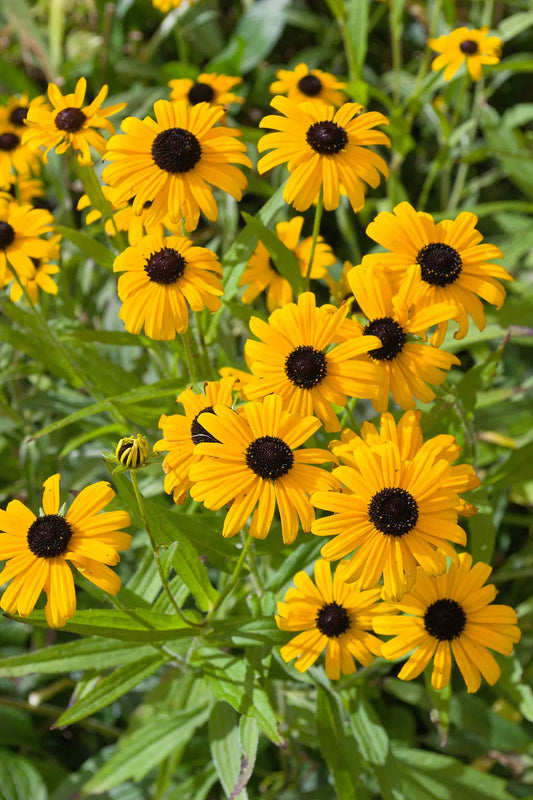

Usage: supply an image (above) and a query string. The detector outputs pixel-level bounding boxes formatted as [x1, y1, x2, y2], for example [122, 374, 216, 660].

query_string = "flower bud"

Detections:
[115, 435, 149, 469]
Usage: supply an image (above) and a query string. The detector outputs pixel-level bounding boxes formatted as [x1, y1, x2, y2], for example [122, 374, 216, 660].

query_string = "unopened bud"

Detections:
[115, 435, 149, 469]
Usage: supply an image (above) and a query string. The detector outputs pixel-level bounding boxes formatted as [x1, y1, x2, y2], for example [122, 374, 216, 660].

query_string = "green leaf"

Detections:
[498, 11, 533, 42]
[55, 225, 115, 271]
[467, 487, 497, 564]
[234, 0, 290, 73]
[0, 749, 48, 800]
[207, 617, 285, 647]
[348, 694, 389, 765]
[240, 212, 304, 294]
[54, 653, 169, 727]
[58, 423, 125, 458]
[347, 0, 369, 76]
[209, 703, 248, 800]
[316, 687, 360, 800]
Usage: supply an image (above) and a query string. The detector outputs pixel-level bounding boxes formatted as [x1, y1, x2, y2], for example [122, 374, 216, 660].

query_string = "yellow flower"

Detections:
[113, 233, 223, 340]
[103, 100, 251, 231]
[189, 394, 338, 544]
[8, 233, 61, 304]
[239, 216, 336, 312]
[115, 434, 150, 469]
[0, 474, 131, 628]
[362, 202, 511, 345]
[152, 0, 188, 11]
[169, 73, 243, 108]
[22, 77, 126, 166]
[153, 378, 236, 504]
[312, 440, 469, 601]
[374, 554, 521, 692]
[258, 96, 390, 213]
[77, 185, 168, 246]
[2, 175, 46, 206]
[429, 27, 502, 82]
[276, 559, 390, 679]
[0, 119, 42, 186]
[0, 196, 54, 288]
[342, 264, 460, 412]
[243, 291, 382, 433]
[270, 63, 346, 108]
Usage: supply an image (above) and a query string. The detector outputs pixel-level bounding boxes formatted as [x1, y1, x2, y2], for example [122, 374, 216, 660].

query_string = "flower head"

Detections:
[8, 233, 61, 304]
[77, 185, 170, 246]
[429, 27, 502, 82]
[22, 77, 126, 166]
[189, 394, 338, 544]
[0, 474, 131, 627]
[0, 195, 54, 288]
[374, 554, 521, 692]
[270, 63, 346, 108]
[115, 434, 150, 469]
[276, 559, 390, 679]
[258, 96, 390, 213]
[0, 117, 42, 186]
[169, 73, 243, 109]
[113, 233, 223, 340]
[103, 100, 251, 230]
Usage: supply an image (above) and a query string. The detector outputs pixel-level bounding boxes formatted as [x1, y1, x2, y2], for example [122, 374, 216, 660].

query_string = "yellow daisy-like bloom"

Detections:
[428, 27, 502, 82]
[189, 394, 338, 544]
[270, 63, 347, 108]
[8, 233, 61, 304]
[258, 96, 390, 213]
[342, 264, 460, 412]
[0, 120, 42, 186]
[113, 233, 223, 340]
[311, 440, 468, 601]
[169, 73, 243, 109]
[3, 175, 45, 206]
[0, 474, 131, 628]
[362, 202, 511, 346]
[239, 216, 336, 312]
[22, 78, 126, 166]
[152, 0, 187, 11]
[103, 100, 251, 231]
[331, 410, 480, 517]
[154, 378, 236, 505]
[77, 186, 167, 246]
[243, 291, 382, 433]
[0, 196, 54, 287]
[276, 559, 391, 679]
[374, 554, 521, 692]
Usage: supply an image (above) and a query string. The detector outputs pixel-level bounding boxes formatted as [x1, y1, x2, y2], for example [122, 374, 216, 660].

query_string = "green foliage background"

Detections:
[0, 0, 532, 798]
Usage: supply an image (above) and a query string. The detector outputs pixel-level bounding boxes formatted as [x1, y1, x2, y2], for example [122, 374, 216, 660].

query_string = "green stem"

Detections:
[73, 159, 127, 251]
[305, 187, 324, 290]
[130, 471, 204, 628]
[181, 328, 198, 382]
[390, 12, 403, 106]
[0, 695, 120, 739]
[447, 78, 485, 213]
[450, 71, 470, 131]
[206, 534, 253, 620]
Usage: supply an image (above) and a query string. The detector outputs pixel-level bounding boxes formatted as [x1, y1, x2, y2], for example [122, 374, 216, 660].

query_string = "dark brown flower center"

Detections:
[144, 247, 186, 284]
[27, 514, 73, 558]
[416, 242, 463, 287]
[187, 82, 215, 105]
[368, 487, 419, 537]
[55, 107, 87, 132]
[285, 345, 327, 389]
[364, 317, 406, 360]
[9, 106, 28, 127]
[459, 39, 479, 55]
[306, 121, 348, 154]
[0, 132, 20, 151]
[0, 221, 16, 249]
[424, 598, 467, 640]
[151, 127, 202, 173]
[298, 74, 322, 97]
[245, 435, 294, 480]
[316, 601, 351, 637]
[190, 406, 220, 444]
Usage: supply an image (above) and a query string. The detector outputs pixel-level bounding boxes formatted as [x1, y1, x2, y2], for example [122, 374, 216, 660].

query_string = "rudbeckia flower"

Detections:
[189, 394, 338, 544]
[276, 559, 390, 679]
[429, 27, 502, 82]
[8, 233, 61, 304]
[77, 185, 169, 246]
[258, 97, 390, 212]
[239, 216, 336, 312]
[169, 73, 243, 109]
[0, 120, 42, 186]
[374, 554, 521, 692]
[0, 474, 131, 628]
[0, 196, 54, 287]
[362, 202, 511, 345]
[22, 77, 126, 166]
[270, 63, 346, 108]
[103, 100, 251, 230]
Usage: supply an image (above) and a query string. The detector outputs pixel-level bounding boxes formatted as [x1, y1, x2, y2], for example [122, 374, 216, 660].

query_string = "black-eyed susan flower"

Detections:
[362, 202, 511, 346]
[374, 554, 521, 692]
[154, 378, 236, 505]
[330, 409, 481, 517]
[276, 559, 390, 679]
[428, 27, 502, 82]
[243, 291, 382, 433]
[152, 0, 188, 10]
[270, 63, 346, 108]
[169, 73, 243, 109]
[3, 175, 45, 206]
[115, 434, 150, 469]
[8, 233, 60, 304]
[0, 196, 54, 288]
[103, 100, 251, 231]
[312, 440, 469, 601]
[77, 186, 168, 246]
[22, 78, 126, 166]
[0, 474, 131, 628]
[189, 394, 338, 544]
[258, 96, 390, 213]
[239, 216, 336, 312]
[342, 264, 460, 412]
[113, 233, 223, 340]
[0, 119, 42, 186]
